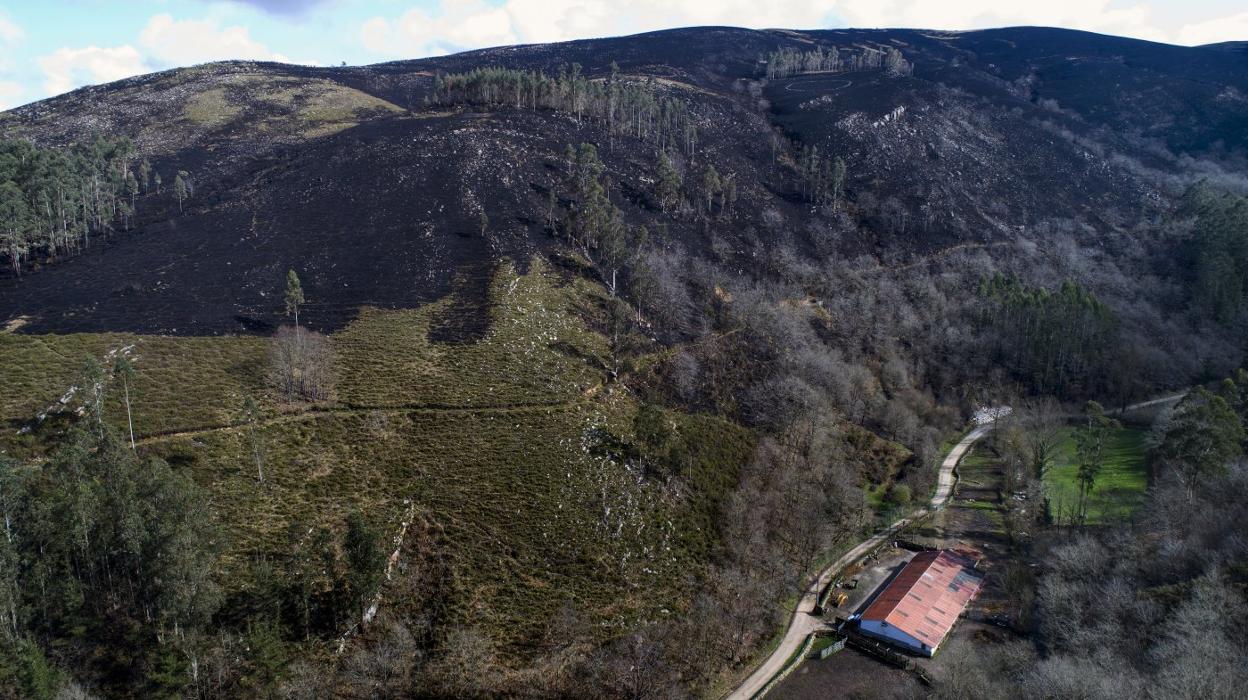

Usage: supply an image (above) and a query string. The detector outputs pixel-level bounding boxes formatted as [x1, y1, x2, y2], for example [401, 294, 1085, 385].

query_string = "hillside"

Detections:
[1, 24, 1247, 699]
[3, 26, 1244, 335]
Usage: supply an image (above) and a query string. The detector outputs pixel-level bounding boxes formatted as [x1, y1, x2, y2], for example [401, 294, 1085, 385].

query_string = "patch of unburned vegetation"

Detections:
[148, 400, 752, 649]
[333, 259, 608, 408]
[0, 258, 755, 654]
[183, 87, 242, 126]
[1045, 425, 1148, 523]
[0, 333, 268, 451]
[177, 73, 402, 138]
[1, 260, 601, 452]
[297, 82, 404, 123]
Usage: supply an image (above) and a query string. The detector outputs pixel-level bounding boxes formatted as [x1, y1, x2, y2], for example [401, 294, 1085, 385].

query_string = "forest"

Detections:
[430, 65, 699, 158]
[0, 138, 189, 276]
[763, 45, 912, 79]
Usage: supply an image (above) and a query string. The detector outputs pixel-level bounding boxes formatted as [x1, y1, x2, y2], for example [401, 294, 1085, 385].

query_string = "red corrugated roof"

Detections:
[860, 549, 983, 650]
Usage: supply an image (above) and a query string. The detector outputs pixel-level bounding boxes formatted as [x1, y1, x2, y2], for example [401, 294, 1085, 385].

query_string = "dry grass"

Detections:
[333, 260, 607, 408]
[175, 74, 403, 140]
[183, 87, 242, 126]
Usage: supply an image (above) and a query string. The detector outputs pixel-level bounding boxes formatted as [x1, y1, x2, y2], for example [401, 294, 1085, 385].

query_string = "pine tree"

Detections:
[700, 165, 721, 215]
[284, 270, 305, 327]
[655, 153, 682, 212]
[831, 157, 847, 207]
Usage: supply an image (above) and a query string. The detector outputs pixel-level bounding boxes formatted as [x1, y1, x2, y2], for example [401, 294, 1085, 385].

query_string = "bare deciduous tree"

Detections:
[269, 326, 334, 402]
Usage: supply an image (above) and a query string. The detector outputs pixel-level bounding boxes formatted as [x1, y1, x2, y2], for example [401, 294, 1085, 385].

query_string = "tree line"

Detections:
[1152, 373, 1248, 502]
[0, 137, 190, 276]
[0, 425, 219, 697]
[796, 145, 846, 207]
[430, 63, 699, 157]
[0, 364, 385, 697]
[977, 273, 1121, 398]
[764, 44, 912, 79]
[1180, 183, 1248, 324]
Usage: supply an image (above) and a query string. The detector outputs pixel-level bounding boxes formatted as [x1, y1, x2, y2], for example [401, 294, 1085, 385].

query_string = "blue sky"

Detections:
[0, 0, 1245, 109]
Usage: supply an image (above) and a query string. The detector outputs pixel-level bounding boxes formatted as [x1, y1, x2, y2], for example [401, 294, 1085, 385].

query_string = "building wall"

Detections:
[858, 620, 933, 657]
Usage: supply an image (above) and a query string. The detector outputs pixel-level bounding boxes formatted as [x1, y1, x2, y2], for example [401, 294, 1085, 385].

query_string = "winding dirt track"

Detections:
[783, 76, 853, 92]
[723, 424, 987, 700]
[724, 392, 1186, 700]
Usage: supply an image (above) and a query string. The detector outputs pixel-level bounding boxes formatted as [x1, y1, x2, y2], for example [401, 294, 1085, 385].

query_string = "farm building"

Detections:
[856, 549, 983, 657]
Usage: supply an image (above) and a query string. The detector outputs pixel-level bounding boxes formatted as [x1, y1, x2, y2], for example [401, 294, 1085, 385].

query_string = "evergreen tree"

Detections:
[81, 356, 107, 439]
[831, 157, 847, 207]
[0, 136, 160, 272]
[139, 158, 152, 194]
[1154, 387, 1244, 502]
[655, 153, 682, 212]
[4, 428, 221, 665]
[978, 274, 1120, 396]
[284, 269, 305, 327]
[0, 182, 28, 276]
[429, 65, 699, 156]
[700, 165, 721, 216]
[343, 511, 384, 620]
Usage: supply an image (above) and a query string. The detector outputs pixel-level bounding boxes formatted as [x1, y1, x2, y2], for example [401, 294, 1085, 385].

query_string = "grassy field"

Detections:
[1044, 426, 1148, 524]
[2, 261, 604, 450]
[0, 332, 269, 450]
[177, 74, 404, 135]
[947, 447, 1005, 530]
[1, 259, 756, 653]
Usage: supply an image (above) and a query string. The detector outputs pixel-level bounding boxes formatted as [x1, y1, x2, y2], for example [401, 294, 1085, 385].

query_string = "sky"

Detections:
[0, 0, 1245, 109]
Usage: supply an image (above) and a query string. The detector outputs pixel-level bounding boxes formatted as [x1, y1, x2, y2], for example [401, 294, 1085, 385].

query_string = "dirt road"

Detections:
[724, 422, 991, 700]
[725, 391, 1185, 699]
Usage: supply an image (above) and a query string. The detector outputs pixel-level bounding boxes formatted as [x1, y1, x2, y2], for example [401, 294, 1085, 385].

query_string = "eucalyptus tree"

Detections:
[114, 354, 137, 449]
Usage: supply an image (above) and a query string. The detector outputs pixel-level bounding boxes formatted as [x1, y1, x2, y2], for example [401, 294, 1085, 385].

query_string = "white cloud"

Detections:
[0, 13, 23, 45]
[359, 0, 843, 57]
[0, 80, 23, 110]
[1175, 11, 1248, 46]
[34, 12, 305, 100]
[358, 0, 1196, 58]
[139, 13, 291, 66]
[360, 0, 519, 57]
[38, 45, 151, 96]
[836, 0, 1167, 40]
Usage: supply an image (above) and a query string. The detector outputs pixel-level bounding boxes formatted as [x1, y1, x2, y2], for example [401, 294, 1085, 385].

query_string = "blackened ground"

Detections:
[2, 25, 1245, 335]
[427, 260, 499, 344]
[0, 113, 557, 335]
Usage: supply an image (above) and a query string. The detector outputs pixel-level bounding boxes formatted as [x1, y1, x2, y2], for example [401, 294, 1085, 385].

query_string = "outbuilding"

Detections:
[856, 549, 983, 657]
